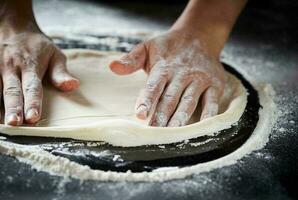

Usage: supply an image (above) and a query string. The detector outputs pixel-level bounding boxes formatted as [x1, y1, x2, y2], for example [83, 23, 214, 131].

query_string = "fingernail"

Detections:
[168, 120, 180, 127]
[136, 105, 148, 120]
[150, 120, 157, 127]
[201, 114, 211, 121]
[26, 109, 39, 120]
[118, 59, 129, 65]
[5, 114, 21, 126]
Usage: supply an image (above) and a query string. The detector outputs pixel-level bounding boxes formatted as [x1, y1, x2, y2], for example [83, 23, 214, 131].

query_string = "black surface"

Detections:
[0, 0, 298, 200]
[0, 35, 260, 173]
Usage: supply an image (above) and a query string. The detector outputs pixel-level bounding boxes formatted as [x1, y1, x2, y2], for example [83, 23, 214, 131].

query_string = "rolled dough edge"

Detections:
[0, 50, 247, 147]
[0, 83, 276, 182]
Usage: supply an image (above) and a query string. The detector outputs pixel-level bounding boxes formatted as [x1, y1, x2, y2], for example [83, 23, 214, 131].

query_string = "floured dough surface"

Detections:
[0, 49, 247, 147]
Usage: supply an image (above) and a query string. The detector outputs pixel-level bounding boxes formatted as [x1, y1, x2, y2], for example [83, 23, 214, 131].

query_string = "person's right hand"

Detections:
[0, 22, 79, 126]
[110, 31, 225, 127]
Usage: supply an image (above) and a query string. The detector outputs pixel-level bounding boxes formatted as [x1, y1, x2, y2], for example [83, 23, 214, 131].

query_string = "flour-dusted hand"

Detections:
[109, 31, 225, 127]
[109, 0, 248, 127]
[0, 0, 79, 126]
[1, 34, 79, 126]
[0, 30, 79, 125]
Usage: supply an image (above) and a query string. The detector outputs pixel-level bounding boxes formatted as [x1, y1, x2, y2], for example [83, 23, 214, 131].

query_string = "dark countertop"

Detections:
[0, 1, 297, 199]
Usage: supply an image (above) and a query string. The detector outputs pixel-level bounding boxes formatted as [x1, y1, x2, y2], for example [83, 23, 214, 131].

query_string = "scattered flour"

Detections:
[190, 138, 215, 147]
[0, 136, 6, 140]
[112, 155, 123, 162]
[0, 82, 276, 182]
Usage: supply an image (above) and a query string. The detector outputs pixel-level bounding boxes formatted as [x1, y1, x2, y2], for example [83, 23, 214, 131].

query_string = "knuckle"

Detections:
[6, 106, 23, 114]
[163, 93, 176, 101]
[154, 112, 168, 126]
[160, 98, 176, 112]
[22, 67, 36, 73]
[23, 57, 38, 69]
[182, 95, 195, 104]
[28, 100, 41, 107]
[24, 86, 40, 96]
[4, 86, 22, 97]
[174, 112, 189, 123]
[30, 33, 50, 44]
[176, 69, 189, 78]
[192, 71, 210, 81]
[198, 77, 211, 86]
[210, 97, 219, 104]
[154, 61, 170, 71]
[206, 87, 219, 98]
[146, 82, 158, 92]
[205, 93, 218, 103]
[24, 78, 42, 96]
[159, 69, 169, 79]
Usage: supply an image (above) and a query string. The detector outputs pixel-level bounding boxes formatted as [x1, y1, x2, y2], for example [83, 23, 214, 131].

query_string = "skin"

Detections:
[0, 0, 79, 126]
[110, 0, 247, 127]
[1, 0, 246, 127]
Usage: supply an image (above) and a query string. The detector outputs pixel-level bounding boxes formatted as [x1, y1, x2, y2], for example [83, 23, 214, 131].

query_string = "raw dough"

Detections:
[0, 49, 247, 147]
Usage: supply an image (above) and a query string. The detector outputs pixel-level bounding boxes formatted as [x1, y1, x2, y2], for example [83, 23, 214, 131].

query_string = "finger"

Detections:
[135, 66, 168, 120]
[22, 69, 43, 124]
[150, 77, 190, 127]
[200, 86, 220, 121]
[168, 81, 208, 127]
[2, 72, 23, 126]
[109, 43, 146, 75]
[49, 49, 80, 92]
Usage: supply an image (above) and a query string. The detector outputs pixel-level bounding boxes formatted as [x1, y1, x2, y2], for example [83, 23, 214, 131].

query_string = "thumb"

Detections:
[49, 49, 80, 92]
[109, 43, 147, 75]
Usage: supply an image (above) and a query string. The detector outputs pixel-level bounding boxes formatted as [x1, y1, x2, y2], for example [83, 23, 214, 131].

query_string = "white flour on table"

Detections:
[0, 81, 277, 182]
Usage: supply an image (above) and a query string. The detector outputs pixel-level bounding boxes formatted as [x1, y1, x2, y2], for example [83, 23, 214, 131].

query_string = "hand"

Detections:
[0, 23, 79, 126]
[109, 31, 225, 127]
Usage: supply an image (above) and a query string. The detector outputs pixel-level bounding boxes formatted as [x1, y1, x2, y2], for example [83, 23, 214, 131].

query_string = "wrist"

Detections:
[0, 0, 38, 32]
[170, 0, 247, 58]
[168, 26, 227, 59]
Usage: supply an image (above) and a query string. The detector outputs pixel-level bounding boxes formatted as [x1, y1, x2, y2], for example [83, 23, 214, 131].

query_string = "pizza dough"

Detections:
[0, 49, 247, 147]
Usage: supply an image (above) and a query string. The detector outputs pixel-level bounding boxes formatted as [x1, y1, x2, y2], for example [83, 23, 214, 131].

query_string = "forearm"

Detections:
[0, 0, 37, 31]
[171, 0, 247, 56]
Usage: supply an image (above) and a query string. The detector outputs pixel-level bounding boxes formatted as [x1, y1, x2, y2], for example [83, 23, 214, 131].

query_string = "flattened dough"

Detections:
[0, 49, 247, 147]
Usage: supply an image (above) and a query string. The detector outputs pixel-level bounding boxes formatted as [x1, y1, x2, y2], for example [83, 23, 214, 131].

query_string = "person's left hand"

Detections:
[109, 31, 225, 127]
[0, 23, 79, 125]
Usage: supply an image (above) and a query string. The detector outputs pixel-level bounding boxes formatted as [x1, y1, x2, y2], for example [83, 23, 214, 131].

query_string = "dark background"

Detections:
[0, 0, 297, 199]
